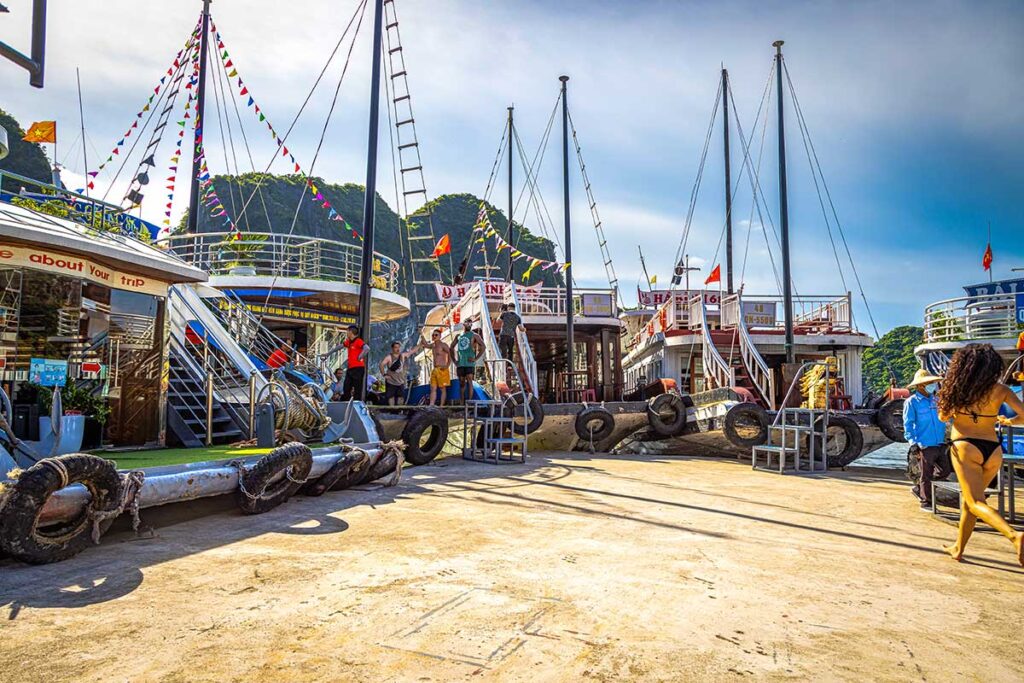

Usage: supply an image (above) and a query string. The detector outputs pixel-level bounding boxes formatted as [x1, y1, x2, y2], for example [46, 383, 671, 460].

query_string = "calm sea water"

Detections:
[856, 442, 907, 470]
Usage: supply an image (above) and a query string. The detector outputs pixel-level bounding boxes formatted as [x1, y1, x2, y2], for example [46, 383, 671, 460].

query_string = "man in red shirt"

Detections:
[341, 325, 369, 401]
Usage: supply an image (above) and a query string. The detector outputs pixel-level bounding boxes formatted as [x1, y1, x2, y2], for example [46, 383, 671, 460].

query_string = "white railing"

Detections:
[723, 293, 776, 410]
[505, 286, 539, 398]
[518, 286, 618, 319]
[628, 294, 689, 351]
[743, 294, 853, 333]
[166, 231, 401, 293]
[691, 295, 735, 391]
[923, 292, 1020, 344]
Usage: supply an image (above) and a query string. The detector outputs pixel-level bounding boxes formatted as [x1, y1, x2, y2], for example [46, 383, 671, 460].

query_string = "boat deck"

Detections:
[3, 453, 1022, 681]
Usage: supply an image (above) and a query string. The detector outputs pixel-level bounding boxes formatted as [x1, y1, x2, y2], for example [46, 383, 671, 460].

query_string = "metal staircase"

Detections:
[166, 340, 246, 447]
[752, 362, 830, 474]
[721, 293, 775, 409]
[503, 284, 539, 397]
[382, 0, 449, 319]
[462, 358, 529, 464]
[164, 284, 267, 447]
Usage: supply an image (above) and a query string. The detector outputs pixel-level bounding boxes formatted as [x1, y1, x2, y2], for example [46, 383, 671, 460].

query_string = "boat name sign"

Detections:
[0, 243, 168, 296]
[434, 281, 543, 302]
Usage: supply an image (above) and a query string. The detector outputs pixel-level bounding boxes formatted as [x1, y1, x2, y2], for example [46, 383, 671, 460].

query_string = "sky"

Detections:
[2, 0, 1023, 334]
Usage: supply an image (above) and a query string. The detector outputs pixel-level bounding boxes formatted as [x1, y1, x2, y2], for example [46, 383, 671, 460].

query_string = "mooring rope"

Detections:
[88, 469, 146, 544]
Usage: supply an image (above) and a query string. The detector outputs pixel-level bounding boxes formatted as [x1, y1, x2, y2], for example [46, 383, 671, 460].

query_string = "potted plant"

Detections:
[34, 381, 111, 450]
[214, 233, 267, 276]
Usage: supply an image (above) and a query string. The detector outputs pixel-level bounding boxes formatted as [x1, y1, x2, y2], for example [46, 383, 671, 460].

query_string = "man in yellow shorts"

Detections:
[420, 328, 452, 407]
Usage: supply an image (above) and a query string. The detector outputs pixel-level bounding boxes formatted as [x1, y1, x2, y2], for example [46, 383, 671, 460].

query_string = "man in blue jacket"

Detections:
[903, 369, 950, 510]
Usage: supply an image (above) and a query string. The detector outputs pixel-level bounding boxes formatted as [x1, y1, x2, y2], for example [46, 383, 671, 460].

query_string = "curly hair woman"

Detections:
[936, 343, 1024, 565]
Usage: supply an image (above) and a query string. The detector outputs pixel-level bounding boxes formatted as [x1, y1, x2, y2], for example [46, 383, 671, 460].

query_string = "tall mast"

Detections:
[774, 40, 794, 364]
[357, 0, 385, 397]
[186, 0, 211, 234]
[722, 67, 734, 294]
[560, 75, 574, 393]
[75, 67, 89, 198]
[507, 105, 514, 282]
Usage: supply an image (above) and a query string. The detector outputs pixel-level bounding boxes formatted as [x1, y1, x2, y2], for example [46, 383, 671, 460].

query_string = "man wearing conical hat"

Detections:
[904, 368, 951, 510]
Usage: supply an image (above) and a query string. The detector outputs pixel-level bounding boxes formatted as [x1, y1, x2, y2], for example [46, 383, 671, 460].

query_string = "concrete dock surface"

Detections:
[1, 452, 1022, 682]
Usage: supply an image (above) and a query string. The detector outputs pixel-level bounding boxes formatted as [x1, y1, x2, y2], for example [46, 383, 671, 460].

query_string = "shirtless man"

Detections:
[419, 328, 452, 407]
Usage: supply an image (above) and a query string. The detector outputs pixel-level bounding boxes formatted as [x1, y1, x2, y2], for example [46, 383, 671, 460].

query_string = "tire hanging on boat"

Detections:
[875, 399, 906, 443]
[574, 406, 615, 443]
[0, 454, 121, 565]
[401, 408, 448, 466]
[506, 393, 544, 435]
[723, 403, 769, 448]
[236, 442, 313, 515]
[814, 414, 865, 468]
[646, 393, 688, 437]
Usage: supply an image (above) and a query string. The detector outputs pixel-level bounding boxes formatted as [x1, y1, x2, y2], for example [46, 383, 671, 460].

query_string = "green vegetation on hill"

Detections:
[0, 109, 52, 193]
[181, 176, 564, 291]
[862, 325, 924, 395]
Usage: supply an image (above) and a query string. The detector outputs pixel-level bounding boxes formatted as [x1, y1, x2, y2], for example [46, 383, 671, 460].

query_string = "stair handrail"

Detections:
[693, 295, 735, 391]
[168, 284, 267, 393]
[504, 284, 538, 398]
[725, 293, 776, 410]
[771, 361, 831, 427]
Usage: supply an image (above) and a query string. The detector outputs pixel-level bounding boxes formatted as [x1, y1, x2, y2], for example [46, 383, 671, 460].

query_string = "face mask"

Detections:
[924, 384, 937, 395]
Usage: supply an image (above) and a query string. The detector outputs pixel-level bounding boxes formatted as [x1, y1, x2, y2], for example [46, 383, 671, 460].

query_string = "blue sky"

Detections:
[2, 0, 1022, 333]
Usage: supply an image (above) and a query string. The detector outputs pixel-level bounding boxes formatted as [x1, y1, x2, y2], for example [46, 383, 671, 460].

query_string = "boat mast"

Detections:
[357, 0, 385, 394]
[722, 67, 734, 294]
[507, 105, 514, 282]
[774, 40, 795, 364]
[186, 0, 211, 234]
[560, 75, 574, 393]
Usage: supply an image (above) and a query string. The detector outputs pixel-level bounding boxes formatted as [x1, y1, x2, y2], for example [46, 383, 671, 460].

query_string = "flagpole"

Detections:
[988, 221, 993, 283]
[76, 68, 89, 198]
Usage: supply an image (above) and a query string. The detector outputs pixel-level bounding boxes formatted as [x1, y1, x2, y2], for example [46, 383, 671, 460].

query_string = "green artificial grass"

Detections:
[100, 445, 273, 470]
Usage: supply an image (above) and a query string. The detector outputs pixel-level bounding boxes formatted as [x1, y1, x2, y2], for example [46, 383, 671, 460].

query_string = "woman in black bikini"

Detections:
[936, 344, 1024, 565]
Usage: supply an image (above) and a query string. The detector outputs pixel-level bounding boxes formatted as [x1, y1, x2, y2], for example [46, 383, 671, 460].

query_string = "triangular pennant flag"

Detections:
[227, 68, 238, 78]
[247, 96, 254, 107]
[88, 171, 99, 177]
[240, 86, 248, 96]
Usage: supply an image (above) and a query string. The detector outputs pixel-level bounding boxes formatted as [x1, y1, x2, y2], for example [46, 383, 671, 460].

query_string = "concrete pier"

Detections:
[1, 453, 1022, 681]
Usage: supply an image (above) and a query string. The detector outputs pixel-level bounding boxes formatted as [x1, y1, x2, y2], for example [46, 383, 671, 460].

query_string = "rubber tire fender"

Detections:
[303, 449, 370, 496]
[402, 408, 449, 466]
[574, 406, 615, 443]
[875, 399, 907, 443]
[506, 394, 545, 435]
[0, 454, 121, 565]
[238, 442, 313, 515]
[647, 393, 688, 438]
[723, 403, 770, 448]
[816, 415, 865, 468]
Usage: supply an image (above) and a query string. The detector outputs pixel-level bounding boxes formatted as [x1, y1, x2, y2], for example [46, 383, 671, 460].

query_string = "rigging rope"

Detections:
[782, 61, 894, 380]
[669, 81, 721, 293]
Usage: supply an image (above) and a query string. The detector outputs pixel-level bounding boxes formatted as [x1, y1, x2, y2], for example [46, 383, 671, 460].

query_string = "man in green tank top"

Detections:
[454, 320, 485, 404]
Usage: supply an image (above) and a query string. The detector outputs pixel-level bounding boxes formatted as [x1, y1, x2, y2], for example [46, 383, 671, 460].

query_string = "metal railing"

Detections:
[505, 285, 539, 398]
[517, 286, 619, 319]
[923, 292, 1022, 344]
[723, 293, 776, 410]
[690, 295, 735, 391]
[165, 231, 401, 293]
[0, 170, 159, 242]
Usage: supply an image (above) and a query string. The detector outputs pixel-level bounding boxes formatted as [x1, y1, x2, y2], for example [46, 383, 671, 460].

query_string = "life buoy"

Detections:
[574, 407, 615, 442]
[236, 442, 313, 515]
[646, 393, 688, 437]
[815, 415, 865, 468]
[0, 454, 121, 564]
[723, 403, 769, 448]
[401, 408, 449, 466]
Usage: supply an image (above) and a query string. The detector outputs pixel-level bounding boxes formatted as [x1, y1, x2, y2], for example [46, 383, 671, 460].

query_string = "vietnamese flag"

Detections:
[23, 121, 56, 143]
[983, 243, 993, 271]
[704, 263, 721, 285]
[431, 234, 451, 258]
